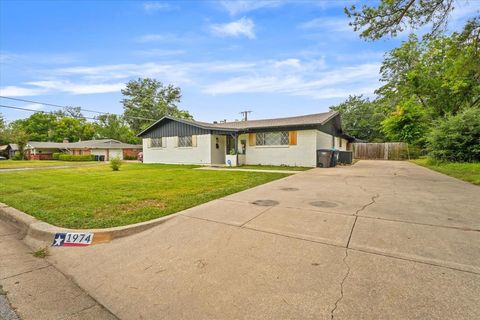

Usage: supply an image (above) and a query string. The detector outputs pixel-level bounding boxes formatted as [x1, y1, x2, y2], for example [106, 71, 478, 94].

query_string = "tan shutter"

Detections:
[192, 135, 197, 147]
[162, 137, 167, 148]
[289, 131, 297, 145]
[174, 136, 178, 148]
[249, 133, 256, 146]
[147, 138, 152, 148]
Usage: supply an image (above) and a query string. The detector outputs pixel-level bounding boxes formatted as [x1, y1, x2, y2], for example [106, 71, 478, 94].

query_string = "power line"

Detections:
[0, 96, 156, 122]
[0, 104, 99, 121]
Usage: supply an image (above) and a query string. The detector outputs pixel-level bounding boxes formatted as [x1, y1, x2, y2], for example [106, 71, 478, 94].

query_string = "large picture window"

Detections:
[150, 138, 162, 148]
[256, 131, 289, 146]
[178, 136, 192, 147]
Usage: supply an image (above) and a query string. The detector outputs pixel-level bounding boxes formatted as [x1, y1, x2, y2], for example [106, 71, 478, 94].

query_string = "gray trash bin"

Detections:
[317, 149, 332, 168]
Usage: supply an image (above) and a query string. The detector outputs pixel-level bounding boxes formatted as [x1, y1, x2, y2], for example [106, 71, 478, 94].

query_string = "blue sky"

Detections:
[1, 0, 479, 123]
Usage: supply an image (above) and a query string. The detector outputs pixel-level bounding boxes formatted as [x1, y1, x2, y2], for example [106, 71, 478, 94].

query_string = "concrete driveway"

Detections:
[46, 160, 479, 319]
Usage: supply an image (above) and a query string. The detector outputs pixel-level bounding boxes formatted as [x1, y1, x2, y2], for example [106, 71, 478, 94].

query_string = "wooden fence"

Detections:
[352, 143, 410, 160]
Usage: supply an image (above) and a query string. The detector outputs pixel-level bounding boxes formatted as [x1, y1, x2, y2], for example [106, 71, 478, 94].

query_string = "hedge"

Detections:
[58, 154, 95, 161]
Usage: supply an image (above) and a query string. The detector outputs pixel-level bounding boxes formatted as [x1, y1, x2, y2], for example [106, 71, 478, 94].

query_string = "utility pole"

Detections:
[239, 110, 252, 121]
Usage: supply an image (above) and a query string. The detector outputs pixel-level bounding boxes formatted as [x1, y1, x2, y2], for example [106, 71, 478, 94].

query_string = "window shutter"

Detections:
[192, 135, 197, 147]
[162, 137, 167, 148]
[249, 133, 256, 146]
[174, 136, 178, 148]
[289, 131, 297, 145]
[147, 138, 152, 148]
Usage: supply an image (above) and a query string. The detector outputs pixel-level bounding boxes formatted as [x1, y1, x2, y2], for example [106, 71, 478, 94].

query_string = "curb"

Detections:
[0, 203, 174, 250]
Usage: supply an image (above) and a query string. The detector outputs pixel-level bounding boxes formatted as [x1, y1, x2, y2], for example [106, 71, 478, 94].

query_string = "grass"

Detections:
[0, 160, 100, 169]
[32, 247, 49, 258]
[227, 165, 311, 171]
[0, 163, 289, 229]
[411, 158, 480, 185]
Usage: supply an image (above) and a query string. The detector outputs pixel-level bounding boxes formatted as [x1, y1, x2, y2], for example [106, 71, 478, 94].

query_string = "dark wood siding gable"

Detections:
[141, 119, 211, 138]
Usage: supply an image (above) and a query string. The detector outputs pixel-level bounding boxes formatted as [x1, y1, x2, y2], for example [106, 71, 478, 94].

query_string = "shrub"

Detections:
[58, 154, 95, 161]
[52, 153, 60, 160]
[427, 108, 480, 162]
[110, 157, 121, 171]
[123, 155, 137, 160]
[12, 154, 22, 160]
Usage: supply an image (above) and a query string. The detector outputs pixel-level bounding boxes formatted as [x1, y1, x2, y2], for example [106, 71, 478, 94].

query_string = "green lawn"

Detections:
[227, 165, 311, 171]
[411, 159, 480, 185]
[0, 163, 289, 229]
[0, 160, 100, 168]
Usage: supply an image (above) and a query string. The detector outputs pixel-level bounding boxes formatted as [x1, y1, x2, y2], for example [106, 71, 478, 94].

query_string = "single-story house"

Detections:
[137, 111, 354, 167]
[24, 139, 142, 160]
[25, 141, 69, 160]
[67, 139, 142, 160]
[0, 144, 19, 159]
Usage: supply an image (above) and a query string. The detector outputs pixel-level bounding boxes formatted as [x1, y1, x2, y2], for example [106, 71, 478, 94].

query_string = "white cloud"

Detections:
[0, 56, 380, 101]
[299, 17, 352, 32]
[135, 34, 169, 43]
[25, 80, 125, 95]
[0, 86, 47, 97]
[210, 17, 255, 39]
[273, 58, 302, 69]
[219, 0, 285, 16]
[143, 1, 169, 12]
[202, 62, 381, 100]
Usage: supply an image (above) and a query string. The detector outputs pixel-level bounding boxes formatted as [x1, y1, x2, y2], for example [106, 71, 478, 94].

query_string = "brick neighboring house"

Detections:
[24, 139, 142, 160]
[68, 139, 142, 160]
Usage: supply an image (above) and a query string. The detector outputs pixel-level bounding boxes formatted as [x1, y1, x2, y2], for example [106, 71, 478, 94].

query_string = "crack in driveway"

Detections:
[331, 194, 379, 319]
[330, 249, 350, 319]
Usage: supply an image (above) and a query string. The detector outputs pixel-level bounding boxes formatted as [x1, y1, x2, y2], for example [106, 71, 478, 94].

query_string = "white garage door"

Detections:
[109, 149, 123, 160]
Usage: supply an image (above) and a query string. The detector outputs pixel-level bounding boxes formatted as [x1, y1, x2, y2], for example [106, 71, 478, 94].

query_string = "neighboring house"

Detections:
[67, 139, 142, 160]
[137, 111, 354, 167]
[24, 139, 142, 160]
[25, 141, 69, 160]
[0, 144, 19, 159]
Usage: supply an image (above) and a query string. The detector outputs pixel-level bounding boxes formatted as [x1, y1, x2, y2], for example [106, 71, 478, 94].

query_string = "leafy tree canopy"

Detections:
[345, 0, 455, 40]
[330, 95, 389, 142]
[377, 19, 480, 117]
[381, 96, 430, 145]
[121, 78, 192, 133]
[94, 114, 139, 144]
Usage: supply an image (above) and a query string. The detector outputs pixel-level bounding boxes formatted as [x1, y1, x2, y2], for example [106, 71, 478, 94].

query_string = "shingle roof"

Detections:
[206, 111, 339, 129]
[27, 141, 69, 149]
[138, 111, 340, 136]
[68, 139, 142, 149]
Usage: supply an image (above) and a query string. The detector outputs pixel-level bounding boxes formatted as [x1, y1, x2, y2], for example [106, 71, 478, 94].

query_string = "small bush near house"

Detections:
[427, 108, 480, 162]
[52, 153, 61, 160]
[123, 155, 137, 160]
[58, 154, 95, 161]
[12, 154, 22, 160]
[110, 157, 121, 171]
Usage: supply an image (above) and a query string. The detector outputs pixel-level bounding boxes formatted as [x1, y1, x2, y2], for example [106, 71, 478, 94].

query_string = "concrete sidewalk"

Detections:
[0, 221, 117, 320]
[13, 161, 480, 319]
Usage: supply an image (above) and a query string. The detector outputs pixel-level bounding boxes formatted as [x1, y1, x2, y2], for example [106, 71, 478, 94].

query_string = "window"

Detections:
[339, 138, 342, 148]
[150, 138, 162, 148]
[256, 131, 289, 146]
[178, 136, 192, 147]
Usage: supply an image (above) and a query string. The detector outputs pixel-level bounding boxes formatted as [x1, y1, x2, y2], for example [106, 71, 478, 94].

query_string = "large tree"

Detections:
[121, 78, 192, 133]
[377, 20, 480, 117]
[345, 0, 455, 40]
[9, 111, 96, 143]
[330, 95, 389, 142]
[95, 114, 139, 144]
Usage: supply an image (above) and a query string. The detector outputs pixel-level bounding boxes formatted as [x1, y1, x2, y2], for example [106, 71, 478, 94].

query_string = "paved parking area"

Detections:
[42, 161, 480, 319]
